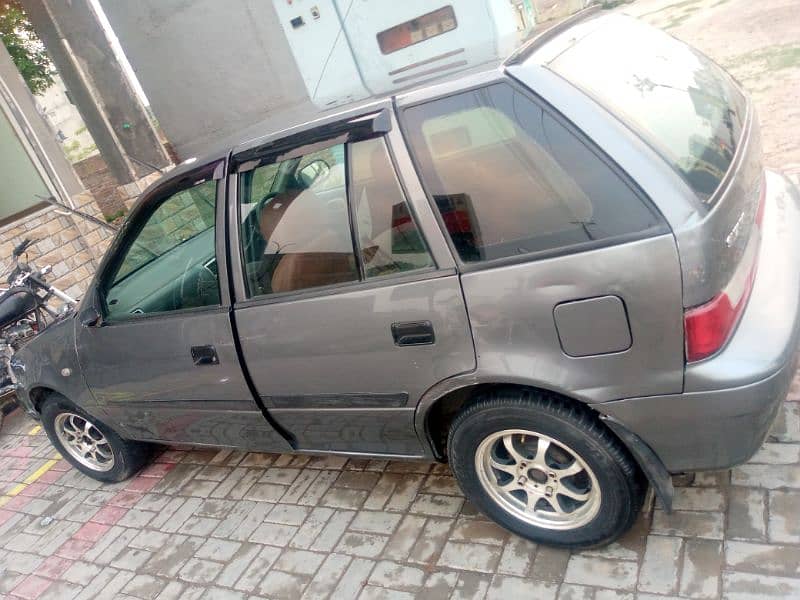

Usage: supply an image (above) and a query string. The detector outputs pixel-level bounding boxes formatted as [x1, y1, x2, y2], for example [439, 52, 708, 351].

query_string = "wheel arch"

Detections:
[29, 385, 64, 414]
[419, 381, 593, 461]
[417, 380, 674, 511]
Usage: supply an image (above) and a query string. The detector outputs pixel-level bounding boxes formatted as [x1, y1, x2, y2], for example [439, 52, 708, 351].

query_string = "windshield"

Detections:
[549, 18, 747, 203]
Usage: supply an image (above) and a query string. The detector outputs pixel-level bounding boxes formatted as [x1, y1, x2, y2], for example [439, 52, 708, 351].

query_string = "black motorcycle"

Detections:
[0, 237, 77, 402]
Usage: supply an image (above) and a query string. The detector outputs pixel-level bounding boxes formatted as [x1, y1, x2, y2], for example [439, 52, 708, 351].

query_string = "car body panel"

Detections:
[234, 272, 475, 455]
[459, 233, 685, 404]
[597, 170, 800, 471]
[13, 317, 97, 418]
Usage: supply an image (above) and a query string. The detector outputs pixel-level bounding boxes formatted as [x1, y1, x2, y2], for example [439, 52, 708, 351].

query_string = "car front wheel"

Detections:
[41, 394, 152, 483]
[448, 390, 646, 549]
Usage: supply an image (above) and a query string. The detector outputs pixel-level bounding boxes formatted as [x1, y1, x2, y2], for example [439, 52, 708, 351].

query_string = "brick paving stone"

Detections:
[731, 464, 800, 489]
[680, 539, 722, 599]
[450, 516, 509, 546]
[751, 442, 800, 464]
[564, 555, 638, 591]
[10, 574, 53, 600]
[37, 579, 82, 600]
[230, 501, 274, 542]
[214, 543, 261, 587]
[336, 531, 389, 558]
[302, 552, 352, 600]
[336, 471, 381, 490]
[243, 482, 287, 503]
[406, 516, 453, 565]
[637, 535, 683, 595]
[321, 486, 369, 509]
[368, 560, 425, 591]
[308, 509, 354, 552]
[727, 486, 767, 541]
[497, 535, 536, 576]
[651, 509, 724, 540]
[723, 571, 800, 598]
[256, 569, 309, 599]
[82, 567, 134, 600]
[273, 548, 327, 575]
[486, 574, 559, 600]
[350, 510, 402, 535]
[249, 521, 298, 547]
[179, 516, 219, 536]
[725, 540, 800, 576]
[266, 503, 311, 526]
[438, 540, 502, 573]
[418, 571, 459, 599]
[178, 557, 223, 585]
[358, 585, 415, 599]
[141, 535, 204, 578]
[330, 557, 375, 599]
[381, 514, 425, 560]
[451, 572, 492, 600]
[531, 546, 571, 583]
[670, 487, 726, 512]
[110, 546, 154, 571]
[122, 574, 166, 600]
[768, 489, 800, 543]
[194, 538, 241, 562]
[61, 560, 103, 586]
[409, 493, 464, 517]
[233, 545, 281, 592]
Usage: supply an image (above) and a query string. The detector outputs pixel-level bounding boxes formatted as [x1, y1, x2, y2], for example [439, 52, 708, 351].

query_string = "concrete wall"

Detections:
[100, 0, 310, 159]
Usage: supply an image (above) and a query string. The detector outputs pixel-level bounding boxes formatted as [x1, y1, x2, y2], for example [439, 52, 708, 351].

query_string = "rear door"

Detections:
[76, 160, 291, 452]
[229, 107, 475, 456]
[399, 80, 685, 403]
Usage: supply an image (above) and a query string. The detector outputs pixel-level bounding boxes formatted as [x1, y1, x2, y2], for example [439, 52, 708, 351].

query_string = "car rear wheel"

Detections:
[41, 394, 153, 482]
[448, 389, 646, 549]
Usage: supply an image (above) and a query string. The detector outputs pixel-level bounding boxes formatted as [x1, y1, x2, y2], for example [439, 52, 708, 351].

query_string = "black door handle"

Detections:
[391, 321, 435, 346]
[191, 345, 219, 366]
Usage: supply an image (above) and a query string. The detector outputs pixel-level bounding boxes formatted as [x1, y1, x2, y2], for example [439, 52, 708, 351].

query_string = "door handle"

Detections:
[391, 321, 435, 346]
[191, 345, 219, 366]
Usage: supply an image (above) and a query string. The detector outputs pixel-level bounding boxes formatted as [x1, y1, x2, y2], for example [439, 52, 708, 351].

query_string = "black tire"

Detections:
[448, 389, 646, 549]
[41, 394, 153, 483]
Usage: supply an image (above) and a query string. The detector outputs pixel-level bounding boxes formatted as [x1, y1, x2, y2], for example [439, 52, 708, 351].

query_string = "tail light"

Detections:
[684, 174, 764, 362]
[684, 264, 756, 361]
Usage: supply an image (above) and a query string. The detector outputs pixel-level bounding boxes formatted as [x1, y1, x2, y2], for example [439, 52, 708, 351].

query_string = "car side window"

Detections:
[350, 137, 433, 278]
[238, 137, 434, 297]
[239, 143, 358, 296]
[105, 179, 220, 320]
[402, 83, 662, 262]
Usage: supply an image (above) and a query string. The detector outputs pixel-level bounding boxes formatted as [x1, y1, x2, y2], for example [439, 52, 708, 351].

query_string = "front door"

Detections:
[230, 115, 475, 456]
[76, 161, 290, 452]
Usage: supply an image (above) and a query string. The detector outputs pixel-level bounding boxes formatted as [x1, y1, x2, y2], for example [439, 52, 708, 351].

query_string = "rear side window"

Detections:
[403, 83, 661, 263]
[548, 18, 746, 203]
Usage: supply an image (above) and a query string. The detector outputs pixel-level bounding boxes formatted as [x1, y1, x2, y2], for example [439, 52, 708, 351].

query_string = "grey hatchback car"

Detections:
[12, 12, 800, 548]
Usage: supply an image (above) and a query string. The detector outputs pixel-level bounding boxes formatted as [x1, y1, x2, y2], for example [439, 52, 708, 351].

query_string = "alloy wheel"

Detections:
[475, 428, 601, 530]
[54, 412, 115, 472]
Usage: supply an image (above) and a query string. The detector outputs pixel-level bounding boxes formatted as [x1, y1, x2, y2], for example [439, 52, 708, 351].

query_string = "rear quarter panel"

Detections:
[461, 234, 685, 402]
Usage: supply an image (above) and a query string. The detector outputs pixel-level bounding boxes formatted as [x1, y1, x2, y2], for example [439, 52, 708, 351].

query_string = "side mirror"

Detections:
[79, 286, 103, 327]
[79, 305, 101, 327]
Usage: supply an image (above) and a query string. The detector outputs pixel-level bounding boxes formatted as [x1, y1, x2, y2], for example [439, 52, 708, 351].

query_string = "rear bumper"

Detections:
[595, 170, 800, 472]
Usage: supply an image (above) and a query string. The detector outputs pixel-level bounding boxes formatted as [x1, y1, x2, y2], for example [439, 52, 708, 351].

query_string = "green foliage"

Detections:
[0, 1, 55, 95]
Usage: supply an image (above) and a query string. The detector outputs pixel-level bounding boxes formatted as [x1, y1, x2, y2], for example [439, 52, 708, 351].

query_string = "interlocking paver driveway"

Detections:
[2, 0, 800, 598]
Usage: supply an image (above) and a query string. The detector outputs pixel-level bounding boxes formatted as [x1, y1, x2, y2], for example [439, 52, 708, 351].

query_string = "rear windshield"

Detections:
[548, 19, 747, 203]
